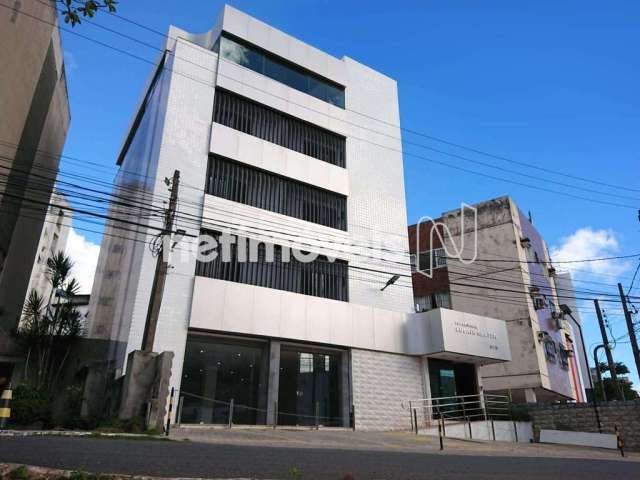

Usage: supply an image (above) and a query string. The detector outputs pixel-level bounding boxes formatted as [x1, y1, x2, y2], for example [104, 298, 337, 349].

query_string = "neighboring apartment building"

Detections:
[408, 196, 585, 403]
[0, 1, 71, 382]
[88, 5, 510, 429]
[23, 191, 71, 305]
[555, 271, 590, 401]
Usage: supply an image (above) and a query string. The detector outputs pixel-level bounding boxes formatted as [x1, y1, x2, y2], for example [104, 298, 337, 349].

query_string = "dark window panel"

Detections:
[206, 155, 347, 231]
[213, 89, 345, 168]
[196, 230, 349, 302]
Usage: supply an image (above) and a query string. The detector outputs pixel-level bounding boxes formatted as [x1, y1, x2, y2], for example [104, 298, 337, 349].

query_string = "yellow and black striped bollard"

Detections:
[0, 384, 12, 429]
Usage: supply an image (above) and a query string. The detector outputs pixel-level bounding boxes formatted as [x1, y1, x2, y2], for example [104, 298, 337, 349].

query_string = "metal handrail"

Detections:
[403, 392, 509, 409]
[404, 392, 514, 429]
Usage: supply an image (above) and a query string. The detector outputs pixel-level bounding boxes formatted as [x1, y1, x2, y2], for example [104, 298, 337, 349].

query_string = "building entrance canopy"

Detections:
[406, 308, 511, 365]
[190, 279, 510, 364]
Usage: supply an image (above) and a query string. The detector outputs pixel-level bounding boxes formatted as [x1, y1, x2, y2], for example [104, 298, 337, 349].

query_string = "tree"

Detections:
[594, 360, 639, 401]
[59, 0, 118, 26]
[17, 251, 82, 392]
[598, 361, 631, 376]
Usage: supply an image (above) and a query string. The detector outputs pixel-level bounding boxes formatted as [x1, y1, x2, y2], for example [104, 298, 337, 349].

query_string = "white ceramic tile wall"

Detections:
[88, 7, 449, 424]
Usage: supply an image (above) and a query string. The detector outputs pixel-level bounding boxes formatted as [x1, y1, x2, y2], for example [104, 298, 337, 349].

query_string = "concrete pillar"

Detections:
[474, 364, 484, 394]
[118, 350, 174, 432]
[421, 357, 432, 399]
[256, 345, 270, 424]
[266, 340, 281, 425]
[475, 364, 486, 418]
[339, 350, 351, 427]
[419, 357, 432, 426]
[524, 388, 537, 404]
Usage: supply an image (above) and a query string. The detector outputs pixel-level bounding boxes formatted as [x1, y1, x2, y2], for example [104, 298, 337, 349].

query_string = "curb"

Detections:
[0, 429, 167, 440]
[0, 463, 265, 480]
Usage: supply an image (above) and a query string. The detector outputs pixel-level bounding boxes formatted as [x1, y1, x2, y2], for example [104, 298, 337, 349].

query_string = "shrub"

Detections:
[509, 404, 531, 422]
[11, 384, 52, 427]
[62, 385, 85, 429]
[94, 416, 147, 434]
[69, 471, 97, 480]
[8, 466, 30, 480]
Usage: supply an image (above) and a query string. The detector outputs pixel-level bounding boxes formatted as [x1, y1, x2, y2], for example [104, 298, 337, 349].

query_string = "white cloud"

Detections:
[550, 227, 630, 279]
[65, 228, 100, 294]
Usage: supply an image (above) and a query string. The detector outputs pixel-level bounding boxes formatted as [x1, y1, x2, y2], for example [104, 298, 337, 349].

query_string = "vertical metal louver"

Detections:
[213, 89, 346, 168]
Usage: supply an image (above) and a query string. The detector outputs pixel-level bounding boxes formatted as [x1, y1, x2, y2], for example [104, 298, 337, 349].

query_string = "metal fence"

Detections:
[174, 390, 354, 430]
[403, 393, 513, 431]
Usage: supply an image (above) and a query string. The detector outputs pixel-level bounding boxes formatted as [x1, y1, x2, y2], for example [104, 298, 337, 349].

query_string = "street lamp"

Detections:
[560, 304, 602, 432]
[380, 275, 400, 291]
[559, 304, 595, 399]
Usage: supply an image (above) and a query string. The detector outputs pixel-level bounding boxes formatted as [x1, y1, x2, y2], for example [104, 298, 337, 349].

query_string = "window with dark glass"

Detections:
[195, 230, 349, 302]
[214, 89, 345, 167]
[415, 291, 451, 312]
[180, 335, 269, 425]
[278, 347, 343, 427]
[215, 33, 345, 108]
[206, 156, 347, 231]
[416, 248, 447, 275]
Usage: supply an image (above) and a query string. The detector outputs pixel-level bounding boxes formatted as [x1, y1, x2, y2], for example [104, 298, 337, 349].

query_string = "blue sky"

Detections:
[53, 1, 639, 390]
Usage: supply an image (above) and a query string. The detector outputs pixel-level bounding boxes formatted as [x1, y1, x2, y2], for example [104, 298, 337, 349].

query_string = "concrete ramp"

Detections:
[420, 420, 534, 443]
[539, 429, 618, 450]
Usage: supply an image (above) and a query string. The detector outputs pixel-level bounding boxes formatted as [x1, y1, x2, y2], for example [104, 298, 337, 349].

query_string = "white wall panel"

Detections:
[190, 277, 510, 364]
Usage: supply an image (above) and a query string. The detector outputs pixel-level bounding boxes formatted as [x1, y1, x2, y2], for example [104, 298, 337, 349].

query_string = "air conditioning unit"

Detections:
[537, 330, 550, 342]
[533, 296, 546, 310]
[520, 237, 532, 248]
[552, 317, 562, 330]
[551, 311, 562, 320]
[548, 266, 557, 277]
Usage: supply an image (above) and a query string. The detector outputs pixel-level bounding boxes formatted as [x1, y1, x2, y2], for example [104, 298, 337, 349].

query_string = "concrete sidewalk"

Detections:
[169, 426, 638, 461]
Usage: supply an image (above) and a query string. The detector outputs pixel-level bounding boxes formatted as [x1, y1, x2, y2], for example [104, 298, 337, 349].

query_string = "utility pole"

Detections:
[594, 299, 622, 400]
[592, 345, 604, 430]
[619, 282, 640, 382]
[141, 170, 180, 352]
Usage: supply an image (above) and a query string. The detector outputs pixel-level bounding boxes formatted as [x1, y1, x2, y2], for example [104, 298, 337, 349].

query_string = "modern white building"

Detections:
[88, 5, 510, 430]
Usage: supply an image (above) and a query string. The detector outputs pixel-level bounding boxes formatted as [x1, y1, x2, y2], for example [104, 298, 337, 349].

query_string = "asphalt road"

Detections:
[1, 436, 638, 479]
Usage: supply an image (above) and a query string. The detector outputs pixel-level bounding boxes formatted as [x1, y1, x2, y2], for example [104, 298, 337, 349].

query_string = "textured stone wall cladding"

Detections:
[351, 349, 424, 431]
[528, 400, 640, 450]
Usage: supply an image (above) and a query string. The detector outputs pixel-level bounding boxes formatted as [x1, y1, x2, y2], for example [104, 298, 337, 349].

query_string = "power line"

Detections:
[445, 253, 640, 265]
[49, 3, 640, 203]
[4, 5, 638, 307]
[8, 3, 640, 211]
[68, 0, 640, 195]
[4, 155, 639, 308]
[627, 261, 640, 296]
[3, 163, 639, 304]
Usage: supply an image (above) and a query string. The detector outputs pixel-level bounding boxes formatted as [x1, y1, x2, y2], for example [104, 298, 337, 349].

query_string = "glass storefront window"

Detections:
[278, 348, 342, 426]
[180, 335, 268, 425]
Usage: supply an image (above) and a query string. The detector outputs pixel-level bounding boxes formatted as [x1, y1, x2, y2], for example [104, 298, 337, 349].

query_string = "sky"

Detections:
[48, 1, 639, 389]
